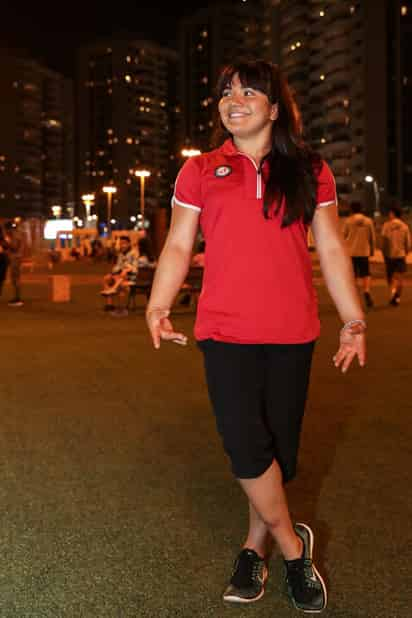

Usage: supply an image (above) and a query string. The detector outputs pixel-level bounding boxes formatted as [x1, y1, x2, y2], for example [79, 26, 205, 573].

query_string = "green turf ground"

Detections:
[0, 272, 411, 617]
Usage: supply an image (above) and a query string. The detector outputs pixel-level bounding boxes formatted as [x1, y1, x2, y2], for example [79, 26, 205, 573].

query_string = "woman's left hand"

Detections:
[333, 323, 366, 373]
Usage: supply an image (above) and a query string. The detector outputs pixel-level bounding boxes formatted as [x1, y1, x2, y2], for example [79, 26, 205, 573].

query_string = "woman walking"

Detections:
[146, 60, 366, 613]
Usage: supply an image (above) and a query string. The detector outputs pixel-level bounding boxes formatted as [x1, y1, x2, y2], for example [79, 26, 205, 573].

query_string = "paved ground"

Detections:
[0, 265, 411, 617]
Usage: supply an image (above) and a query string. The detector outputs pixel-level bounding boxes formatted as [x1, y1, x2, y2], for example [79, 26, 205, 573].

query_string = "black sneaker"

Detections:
[223, 548, 268, 604]
[284, 523, 327, 613]
[364, 292, 374, 308]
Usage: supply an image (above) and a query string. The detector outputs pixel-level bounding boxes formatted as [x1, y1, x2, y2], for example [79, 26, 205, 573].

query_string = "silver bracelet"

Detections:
[341, 319, 367, 333]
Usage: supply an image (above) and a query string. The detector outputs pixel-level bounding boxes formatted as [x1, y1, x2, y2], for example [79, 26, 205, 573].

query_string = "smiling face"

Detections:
[218, 73, 278, 142]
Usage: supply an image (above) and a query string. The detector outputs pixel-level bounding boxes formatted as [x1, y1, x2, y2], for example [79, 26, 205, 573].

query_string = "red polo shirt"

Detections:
[173, 139, 336, 344]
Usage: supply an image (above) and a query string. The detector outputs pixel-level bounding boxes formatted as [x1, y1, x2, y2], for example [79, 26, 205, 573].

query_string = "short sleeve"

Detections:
[172, 157, 203, 212]
[316, 161, 337, 209]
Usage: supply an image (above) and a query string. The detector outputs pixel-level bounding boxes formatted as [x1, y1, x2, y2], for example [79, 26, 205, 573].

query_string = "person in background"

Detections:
[342, 201, 376, 308]
[381, 203, 411, 306]
[0, 223, 10, 298]
[146, 60, 366, 614]
[5, 223, 24, 307]
[100, 235, 139, 310]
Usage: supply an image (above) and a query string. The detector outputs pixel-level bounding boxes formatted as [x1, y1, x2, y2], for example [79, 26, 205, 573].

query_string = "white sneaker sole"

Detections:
[292, 522, 328, 613]
[223, 565, 268, 604]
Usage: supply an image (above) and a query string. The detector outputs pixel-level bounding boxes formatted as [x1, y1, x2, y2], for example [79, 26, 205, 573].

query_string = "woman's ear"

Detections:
[270, 103, 279, 122]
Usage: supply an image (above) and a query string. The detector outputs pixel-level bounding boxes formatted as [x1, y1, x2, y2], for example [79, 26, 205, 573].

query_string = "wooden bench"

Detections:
[126, 265, 204, 310]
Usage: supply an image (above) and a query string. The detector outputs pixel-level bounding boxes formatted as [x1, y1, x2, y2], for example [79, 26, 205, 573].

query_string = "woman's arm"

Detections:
[311, 204, 366, 372]
[146, 204, 200, 348]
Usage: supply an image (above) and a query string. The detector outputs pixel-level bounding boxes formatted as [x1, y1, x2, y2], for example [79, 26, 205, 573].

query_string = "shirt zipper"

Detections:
[237, 152, 264, 199]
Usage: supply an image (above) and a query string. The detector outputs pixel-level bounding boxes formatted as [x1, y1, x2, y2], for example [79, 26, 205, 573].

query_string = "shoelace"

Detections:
[232, 551, 263, 587]
[287, 558, 319, 590]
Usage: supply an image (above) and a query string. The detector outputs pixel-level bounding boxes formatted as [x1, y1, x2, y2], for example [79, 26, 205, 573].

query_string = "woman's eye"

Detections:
[222, 90, 232, 97]
[244, 90, 254, 96]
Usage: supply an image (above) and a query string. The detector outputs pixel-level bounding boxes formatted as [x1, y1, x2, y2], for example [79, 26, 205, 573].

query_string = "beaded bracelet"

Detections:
[341, 319, 367, 333]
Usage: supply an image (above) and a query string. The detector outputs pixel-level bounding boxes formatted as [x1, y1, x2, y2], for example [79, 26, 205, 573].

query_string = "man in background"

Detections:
[100, 235, 139, 310]
[381, 204, 411, 306]
[342, 201, 376, 308]
[4, 223, 24, 307]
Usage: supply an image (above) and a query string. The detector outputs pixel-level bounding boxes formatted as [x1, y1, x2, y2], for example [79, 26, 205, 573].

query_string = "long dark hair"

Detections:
[213, 60, 322, 227]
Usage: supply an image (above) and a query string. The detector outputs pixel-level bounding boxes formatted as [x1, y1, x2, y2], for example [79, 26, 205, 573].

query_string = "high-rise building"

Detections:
[388, 0, 412, 204]
[0, 51, 75, 219]
[179, 2, 269, 151]
[275, 0, 410, 211]
[77, 39, 179, 228]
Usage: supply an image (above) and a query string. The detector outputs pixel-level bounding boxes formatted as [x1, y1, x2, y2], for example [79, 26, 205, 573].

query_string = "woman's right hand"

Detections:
[146, 308, 188, 349]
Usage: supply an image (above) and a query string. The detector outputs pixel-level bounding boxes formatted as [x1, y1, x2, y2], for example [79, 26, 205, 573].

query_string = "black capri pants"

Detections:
[198, 339, 315, 483]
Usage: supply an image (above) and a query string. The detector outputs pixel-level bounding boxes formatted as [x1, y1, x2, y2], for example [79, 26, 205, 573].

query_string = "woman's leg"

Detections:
[243, 500, 272, 559]
[239, 461, 302, 560]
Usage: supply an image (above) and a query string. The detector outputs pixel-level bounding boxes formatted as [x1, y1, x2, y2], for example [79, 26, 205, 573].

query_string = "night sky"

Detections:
[2, 1, 220, 77]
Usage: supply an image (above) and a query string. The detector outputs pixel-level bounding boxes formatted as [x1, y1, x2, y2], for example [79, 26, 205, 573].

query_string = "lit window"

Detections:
[107, 129, 113, 135]
[145, 107, 150, 112]
[140, 106, 145, 111]
[145, 97, 151, 102]
[201, 76, 208, 84]
[197, 44, 203, 51]
[319, 10, 325, 17]
[321, 138, 326, 144]
[126, 55, 132, 62]
[125, 75, 132, 83]
[401, 5, 407, 16]
[126, 138, 133, 144]
[350, 5, 355, 14]
[320, 74, 325, 81]
[160, 101, 166, 107]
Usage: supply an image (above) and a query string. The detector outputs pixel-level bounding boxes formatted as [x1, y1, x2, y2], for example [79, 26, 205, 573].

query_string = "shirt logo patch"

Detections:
[214, 165, 232, 178]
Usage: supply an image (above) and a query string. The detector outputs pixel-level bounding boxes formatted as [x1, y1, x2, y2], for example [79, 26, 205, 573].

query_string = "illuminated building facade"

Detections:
[277, 0, 410, 210]
[0, 52, 74, 218]
[77, 39, 179, 227]
[179, 1, 269, 151]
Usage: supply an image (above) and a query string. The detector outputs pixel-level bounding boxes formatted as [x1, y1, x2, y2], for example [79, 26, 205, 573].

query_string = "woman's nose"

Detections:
[231, 93, 244, 105]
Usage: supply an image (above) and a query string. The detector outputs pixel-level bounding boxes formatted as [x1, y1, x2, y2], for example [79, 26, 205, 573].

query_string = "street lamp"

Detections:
[365, 175, 380, 217]
[134, 170, 150, 218]
[181, 148, 202, 158]
[102, 186, 117, 237]
[81, 193, 95, 226]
